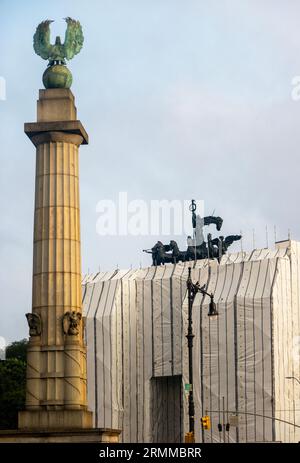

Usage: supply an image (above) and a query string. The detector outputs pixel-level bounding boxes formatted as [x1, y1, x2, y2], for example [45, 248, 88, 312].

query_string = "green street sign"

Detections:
[185, 383, 192, 391]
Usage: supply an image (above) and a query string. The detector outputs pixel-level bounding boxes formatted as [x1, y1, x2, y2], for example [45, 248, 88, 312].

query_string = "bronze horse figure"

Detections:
[143, 212, 241, 266]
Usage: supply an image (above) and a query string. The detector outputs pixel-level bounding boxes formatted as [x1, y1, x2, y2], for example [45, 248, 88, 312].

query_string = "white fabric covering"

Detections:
[83, 240, 300, 442]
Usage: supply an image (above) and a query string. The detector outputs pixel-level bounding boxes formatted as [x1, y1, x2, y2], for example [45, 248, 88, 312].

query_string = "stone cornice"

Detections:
[24, 120, 89, 146]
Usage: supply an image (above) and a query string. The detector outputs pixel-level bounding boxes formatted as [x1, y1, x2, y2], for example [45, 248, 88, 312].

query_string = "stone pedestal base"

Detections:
[18, 409, 93, 430]
[0, 428, 120, 443]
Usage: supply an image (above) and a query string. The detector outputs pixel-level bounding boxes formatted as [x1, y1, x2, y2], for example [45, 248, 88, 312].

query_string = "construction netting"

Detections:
[82, 240, 300, 442]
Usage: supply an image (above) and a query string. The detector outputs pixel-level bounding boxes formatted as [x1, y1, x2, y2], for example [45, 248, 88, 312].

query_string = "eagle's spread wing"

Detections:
[33, 20, 53, 60]
[64, 17, 84, 61]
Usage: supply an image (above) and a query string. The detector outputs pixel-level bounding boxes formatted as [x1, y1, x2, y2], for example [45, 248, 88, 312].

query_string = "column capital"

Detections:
[24, 121, 89, 146]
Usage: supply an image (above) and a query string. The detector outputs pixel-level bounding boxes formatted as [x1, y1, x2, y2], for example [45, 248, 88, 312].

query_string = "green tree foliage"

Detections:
[0, 339, 27, 429]
[5, 338, 28, 362]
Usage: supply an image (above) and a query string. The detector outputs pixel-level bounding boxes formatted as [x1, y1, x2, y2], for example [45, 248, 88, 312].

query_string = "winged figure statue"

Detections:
[33, 17, 84, 66]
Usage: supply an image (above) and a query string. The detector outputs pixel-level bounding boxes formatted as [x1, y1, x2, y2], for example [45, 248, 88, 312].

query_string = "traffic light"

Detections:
[201, 415, 211, 430]
[185, 432, 195, 443]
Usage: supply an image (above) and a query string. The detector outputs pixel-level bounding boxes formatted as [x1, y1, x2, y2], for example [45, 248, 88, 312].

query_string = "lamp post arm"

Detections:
[286, 376, 300, 385]
[206, 409, 300, 429]
[194, 282, 214, 300]
[199, 287, 214, 299]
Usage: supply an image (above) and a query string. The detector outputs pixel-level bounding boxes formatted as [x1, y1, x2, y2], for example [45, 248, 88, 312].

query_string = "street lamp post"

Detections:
[185, 267, 218, 443]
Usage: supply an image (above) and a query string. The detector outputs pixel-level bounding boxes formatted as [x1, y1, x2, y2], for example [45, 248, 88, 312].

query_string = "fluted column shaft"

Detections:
[33, 141, 81, 324]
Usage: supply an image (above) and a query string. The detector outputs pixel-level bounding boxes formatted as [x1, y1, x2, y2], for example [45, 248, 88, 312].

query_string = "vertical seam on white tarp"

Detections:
[170, 264, 176, 376]
[289, 250, 296, 442]
[200, 288, 204, 443]
[162, 266, 169, 437]
[234, 261, 245, 442]
[214, 265, 221, 442]
[283, 257, 288, 442]
[169, 264, 176, 438]
[277, 258, 283, 442]
[142, 267, 151, 442]
[128, 279, 132, 441]
[243, 260, 254, 441]
[84, 283, 96, 425]
[82, 282, 87, 301]
[180, 264, 187, 442]
[252, 260, 262, 441]
[180, 265, 186, 380]
[296, 245, 300, 442]
[195, 265, 202, 443]
[93, 282, 105, 427]
[218, 264, 228, 439]
[261, 258, 271, 441]
[200, 265, 211, 443]
[224, 263, 236, 443]
[115, 282, 121, 438]
[135, 278, 138, 441]
[86, 283, 95, 317]
[150, 266, 158, 440]
[160, 265, 167, 377]
[208, 265, 213, 442]
[151, 266, 158, 378]
[257, 249, 263, 260]
[219, 263, 230, 441]
[270, 257, 279, 442]
[120, 278, 125, 440]
[113, 269, 132, 441]
[208, 264, 220, 442]
[92, 271, 100, 281]
[109, 281, 119, 429]
[248, 249, 256, 261]
[285, 257, 291, 442]
[280, 258, 286, 442]
[101, 279, 112, 428]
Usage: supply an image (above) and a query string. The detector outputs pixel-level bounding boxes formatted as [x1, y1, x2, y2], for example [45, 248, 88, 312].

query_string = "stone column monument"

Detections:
[0, 18, 119, 442]
[19, 87, 92, 431]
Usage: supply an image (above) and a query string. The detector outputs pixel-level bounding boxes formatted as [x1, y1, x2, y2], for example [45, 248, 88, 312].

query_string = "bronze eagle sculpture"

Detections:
[33, 17, 84, 66]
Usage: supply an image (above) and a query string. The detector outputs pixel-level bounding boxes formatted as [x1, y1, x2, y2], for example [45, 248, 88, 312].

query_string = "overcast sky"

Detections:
[1, 0, 300, 343]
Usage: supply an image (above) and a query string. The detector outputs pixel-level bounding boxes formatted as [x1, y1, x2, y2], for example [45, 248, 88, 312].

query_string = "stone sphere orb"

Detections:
[42, 65, 73, 89]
